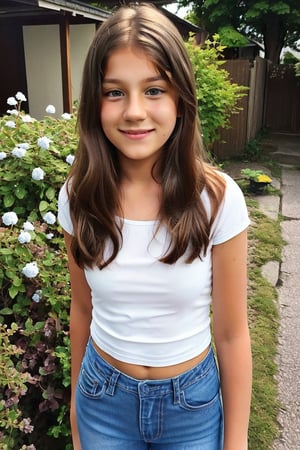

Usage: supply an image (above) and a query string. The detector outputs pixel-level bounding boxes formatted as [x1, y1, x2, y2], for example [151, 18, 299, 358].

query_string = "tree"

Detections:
[178, 0, 300, 64]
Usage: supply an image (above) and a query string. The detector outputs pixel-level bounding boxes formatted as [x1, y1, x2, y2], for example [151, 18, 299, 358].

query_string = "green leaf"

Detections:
[0, 307, 13, 315]
[4, 193, 15, 208]
[45, 186, 56, 201]
[12, 276, 23, 287]
[15, 185, 27, 199]
[39, 200, 49, 213]
[0, 248, 13, 255]
[9, 285, 19, 299]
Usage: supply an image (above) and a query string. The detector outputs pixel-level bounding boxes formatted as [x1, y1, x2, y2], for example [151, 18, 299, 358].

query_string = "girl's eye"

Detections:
[146, 87, 165, 96]
[105, 90, 124, 97]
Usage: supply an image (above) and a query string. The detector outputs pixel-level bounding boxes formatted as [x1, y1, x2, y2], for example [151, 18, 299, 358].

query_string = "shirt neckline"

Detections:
[116, 216, 158, 226]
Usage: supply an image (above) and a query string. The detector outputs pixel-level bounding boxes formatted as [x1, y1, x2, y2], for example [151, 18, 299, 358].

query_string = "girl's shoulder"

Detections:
[203, 163, 243, 198]
[203, 166, 250, 244]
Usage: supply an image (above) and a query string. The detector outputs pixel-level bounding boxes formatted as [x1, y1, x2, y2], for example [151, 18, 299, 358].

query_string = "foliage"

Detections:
[295, 62, 300, 77]
[0, 323, 36, 450]
[217, 26, 249, 48]
[184, 34, 248, 146]
[179, 0, 300, 64]
[282, 50, 300, 65]
[246, 201, 284, 449]
[241, 168, 272, 183]
[0, 94, 76, 449]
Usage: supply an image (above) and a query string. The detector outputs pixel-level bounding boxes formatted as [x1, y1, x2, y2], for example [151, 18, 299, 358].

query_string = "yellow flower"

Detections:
[257, 174, 272, 183]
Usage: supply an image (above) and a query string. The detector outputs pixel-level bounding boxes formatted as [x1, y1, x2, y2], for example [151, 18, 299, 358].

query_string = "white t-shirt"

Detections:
[58, 172, 250, 366]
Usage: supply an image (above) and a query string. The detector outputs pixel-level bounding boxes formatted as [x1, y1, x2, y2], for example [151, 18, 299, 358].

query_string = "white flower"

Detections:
[61, 113, 72, 120]
[7, 109, 19, 116]
[32, 167, 45, 181]
[18, 231, 31, 244]
[7, 96, 17, 106]
[22, 262, 39, 278]
[43, 212, 56, 225]
[32, 290, 42, 303]
[18, 143, 30, 150]
[66, 154, 75, 165]
[5, 120, 16, 128]
[46, 104, 56, 114]
[0, 152, 7, 160]
[38, 136, 51, 150]
[12, 146, 27, 158]
[2, 211, 18, 226]
[21, 114, 35, 123]
[15, 91, 27, 102]
[46, 232, 54, 240]
[23, 221, 35, 231]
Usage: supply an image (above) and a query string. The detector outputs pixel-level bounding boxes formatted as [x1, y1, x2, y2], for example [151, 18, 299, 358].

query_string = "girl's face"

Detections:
[100, 47, 178, 168]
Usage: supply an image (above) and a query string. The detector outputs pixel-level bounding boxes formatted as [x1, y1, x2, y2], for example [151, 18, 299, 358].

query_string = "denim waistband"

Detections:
[85, 337, 215, 396]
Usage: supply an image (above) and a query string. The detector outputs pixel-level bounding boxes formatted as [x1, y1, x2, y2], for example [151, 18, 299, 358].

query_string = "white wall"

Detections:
[70, 24, 96, 105]
[23, 25, 63, 120]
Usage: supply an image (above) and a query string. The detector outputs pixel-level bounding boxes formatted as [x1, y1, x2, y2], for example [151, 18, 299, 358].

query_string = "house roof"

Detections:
[0, 0, 110, 21]
[0, 0, 201, 35]
[99, 0, 174, 6]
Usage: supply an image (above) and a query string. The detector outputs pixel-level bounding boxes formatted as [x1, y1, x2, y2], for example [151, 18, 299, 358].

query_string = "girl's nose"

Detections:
[123, 94, 147, 121]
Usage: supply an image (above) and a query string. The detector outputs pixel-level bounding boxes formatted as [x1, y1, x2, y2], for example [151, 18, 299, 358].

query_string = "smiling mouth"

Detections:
[121, 129, 153, 134]
[120, 129, 154, 139]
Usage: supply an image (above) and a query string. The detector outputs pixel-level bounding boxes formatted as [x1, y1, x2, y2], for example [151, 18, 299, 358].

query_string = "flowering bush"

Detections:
[0, 93, 77, 449]
[185, 34, 248, 146]
[241, 168, 273, 194]
[241, 168, 272, 183]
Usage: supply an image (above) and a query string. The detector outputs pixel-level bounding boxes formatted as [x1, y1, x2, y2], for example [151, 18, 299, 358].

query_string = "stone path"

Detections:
[272, 167, 300, 450]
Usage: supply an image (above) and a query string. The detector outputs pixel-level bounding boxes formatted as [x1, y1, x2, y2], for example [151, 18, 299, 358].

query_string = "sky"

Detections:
[165, 2, 190, 18]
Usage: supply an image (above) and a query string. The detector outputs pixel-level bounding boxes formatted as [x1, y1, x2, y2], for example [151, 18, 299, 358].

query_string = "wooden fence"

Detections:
[212, 57, 268, 159]
[264, 64, 300, 134]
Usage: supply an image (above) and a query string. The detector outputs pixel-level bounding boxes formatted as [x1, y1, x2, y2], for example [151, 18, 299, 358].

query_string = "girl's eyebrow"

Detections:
[102, 75, 165, 84]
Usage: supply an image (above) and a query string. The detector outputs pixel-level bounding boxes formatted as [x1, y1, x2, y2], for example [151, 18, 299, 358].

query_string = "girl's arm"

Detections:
[63, 231, 92, 450]
[212, 229, 252, 450]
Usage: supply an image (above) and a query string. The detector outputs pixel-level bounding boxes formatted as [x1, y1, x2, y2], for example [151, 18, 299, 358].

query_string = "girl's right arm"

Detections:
[63, 231, 92, 450]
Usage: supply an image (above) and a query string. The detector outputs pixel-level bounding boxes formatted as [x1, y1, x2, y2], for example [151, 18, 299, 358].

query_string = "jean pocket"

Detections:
[78, 359, 107, 399]
[179, 367, 220, 411]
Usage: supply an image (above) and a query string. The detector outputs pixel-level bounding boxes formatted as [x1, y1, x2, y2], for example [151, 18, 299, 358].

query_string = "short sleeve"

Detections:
[57, 181, 74, 235]
[211, 172, 250, 245]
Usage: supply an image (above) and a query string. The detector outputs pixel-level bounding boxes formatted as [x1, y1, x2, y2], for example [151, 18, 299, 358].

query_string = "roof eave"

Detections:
[38, 0, 110, 21]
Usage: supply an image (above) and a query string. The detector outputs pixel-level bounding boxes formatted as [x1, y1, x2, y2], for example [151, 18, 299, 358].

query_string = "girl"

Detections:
[58, 4, 252, 449]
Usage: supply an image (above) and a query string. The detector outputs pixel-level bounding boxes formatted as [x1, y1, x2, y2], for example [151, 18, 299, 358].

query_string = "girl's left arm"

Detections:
[212, 229, 252, 450]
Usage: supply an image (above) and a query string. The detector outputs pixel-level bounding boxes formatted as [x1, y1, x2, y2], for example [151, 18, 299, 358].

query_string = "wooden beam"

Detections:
[59, 13, 72, 113]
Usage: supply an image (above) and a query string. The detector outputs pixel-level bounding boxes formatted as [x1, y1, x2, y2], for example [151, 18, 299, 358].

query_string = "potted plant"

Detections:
[241, 168, 272, 194]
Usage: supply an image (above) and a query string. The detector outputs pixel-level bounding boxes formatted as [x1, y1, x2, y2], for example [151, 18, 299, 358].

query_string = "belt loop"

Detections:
[106, 370, 120, 396]
[172, 377, 180, 405]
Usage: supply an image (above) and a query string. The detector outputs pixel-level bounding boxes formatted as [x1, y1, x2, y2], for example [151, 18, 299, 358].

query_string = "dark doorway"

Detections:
[0, 23, 28, 115]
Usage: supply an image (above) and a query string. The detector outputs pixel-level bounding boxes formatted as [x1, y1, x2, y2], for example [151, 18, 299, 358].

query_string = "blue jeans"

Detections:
[76, 338, 223, 449]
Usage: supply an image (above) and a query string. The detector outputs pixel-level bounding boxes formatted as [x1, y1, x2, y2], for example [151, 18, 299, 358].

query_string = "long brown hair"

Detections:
[68, 3, 225, 269]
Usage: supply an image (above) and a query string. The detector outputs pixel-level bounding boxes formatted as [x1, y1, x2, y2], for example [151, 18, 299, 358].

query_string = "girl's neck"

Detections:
[119, 174, 162, 222]
[118, 154, 161, 185]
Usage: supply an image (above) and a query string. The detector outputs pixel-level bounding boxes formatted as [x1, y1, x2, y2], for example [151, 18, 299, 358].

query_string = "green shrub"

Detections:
[185, 34, 248, 147]
[0, 94, 75, 449]
[282, 50, 299, 65]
